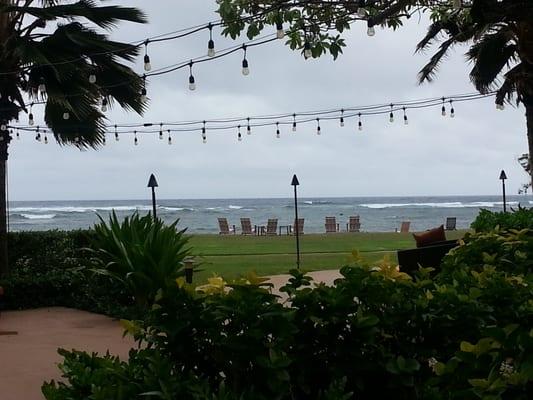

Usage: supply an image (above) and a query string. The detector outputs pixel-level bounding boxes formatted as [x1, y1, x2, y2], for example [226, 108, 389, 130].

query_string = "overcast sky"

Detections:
[9, 1, 530, 201]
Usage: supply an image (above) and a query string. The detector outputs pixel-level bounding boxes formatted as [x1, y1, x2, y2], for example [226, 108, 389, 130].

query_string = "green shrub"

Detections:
[471, 207, 533, 232]
[90, 212, 191, 308]
[43, 230, 533, 399]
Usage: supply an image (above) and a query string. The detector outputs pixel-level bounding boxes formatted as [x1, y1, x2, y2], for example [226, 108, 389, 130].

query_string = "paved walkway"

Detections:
[0, 270, 342, 400]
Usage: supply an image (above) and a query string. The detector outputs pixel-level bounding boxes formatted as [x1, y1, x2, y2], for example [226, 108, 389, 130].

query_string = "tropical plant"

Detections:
[214, 0, 533, 187]
[0, 0, 148, 275]
[471, 207, 533, 232]
[89, 212, 191, 308]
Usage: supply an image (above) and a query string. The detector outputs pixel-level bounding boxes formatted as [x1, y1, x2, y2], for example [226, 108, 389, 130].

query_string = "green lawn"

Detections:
[189, 231, 467, 281]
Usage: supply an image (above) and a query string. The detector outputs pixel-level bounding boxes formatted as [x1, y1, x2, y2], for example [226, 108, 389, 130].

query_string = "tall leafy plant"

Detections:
[90, 212, 191, 308]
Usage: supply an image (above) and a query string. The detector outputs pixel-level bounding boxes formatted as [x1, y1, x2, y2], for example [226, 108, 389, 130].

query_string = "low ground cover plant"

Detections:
[43, 229, 533, 399]
[471, 207, 533, 232]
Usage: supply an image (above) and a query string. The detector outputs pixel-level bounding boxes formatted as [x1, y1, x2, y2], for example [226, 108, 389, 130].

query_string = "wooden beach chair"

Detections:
[290, 218, 305, 235]
[399, 221, 411, 233]
[240, 218, 255, 235]
[265, 218, 278, 235]
[217, 218, 235, 235]
[325, 217, 339, 233]
[346, 216, 361, 232]
[445, 217, 457, 231]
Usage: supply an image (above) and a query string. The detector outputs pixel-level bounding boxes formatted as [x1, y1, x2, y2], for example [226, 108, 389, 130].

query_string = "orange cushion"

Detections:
[413, 225, 446, 248]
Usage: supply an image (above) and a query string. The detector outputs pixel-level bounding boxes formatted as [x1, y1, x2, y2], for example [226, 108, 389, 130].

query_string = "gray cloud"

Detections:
[9, 1, 529, 200]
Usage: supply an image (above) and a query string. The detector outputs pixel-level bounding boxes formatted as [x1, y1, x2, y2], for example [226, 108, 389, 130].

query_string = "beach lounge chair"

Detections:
[217, 218, 235, 235]
[325, 217, 339, 233]
[264, 218, 278, 235]
[240, 218, 255, 235]
[445, 217, 457, 231]
[289, 218, 305, 235]
[399, 221, 411, 233]
[346, 216, 361, 232]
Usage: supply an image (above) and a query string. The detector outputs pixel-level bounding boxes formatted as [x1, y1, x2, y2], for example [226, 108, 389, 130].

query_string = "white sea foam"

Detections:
[228, 205, 243, 210]
[10, 205, 153, 213]
[20, 213, 56, 220]
[360, 201, 520, 209]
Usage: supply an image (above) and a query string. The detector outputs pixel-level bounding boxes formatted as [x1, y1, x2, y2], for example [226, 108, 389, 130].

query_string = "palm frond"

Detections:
[7, 0, 147, 29]
[416, 21, 445, 53]
[417, 37, 456, 83]
[467, 27, 517, 93]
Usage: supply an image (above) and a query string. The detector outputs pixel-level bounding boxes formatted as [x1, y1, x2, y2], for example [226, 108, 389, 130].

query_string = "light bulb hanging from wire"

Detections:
[140, 76, 147, 102]
[38, 78, 46, 95]
[144, 40, 151, 71]
[159, 123, 163, 140]
[207, 24, 215, 57]
[496, 102, 505, 110]
[304, 40, 312, 59]
[316, 118, 321, 135]
[237, 125, 242, 141]
[0, 122, 6, 131]
[358, 113, 363, 131]
[35, 126, 41, 142]
[28, 103, 34, 126]
[114, 125, 119, 141]
[101, 97, 108, 112]
[450, 100, 455, 118]
[389, 104, 394, 123]
[188, 61, 196, 91]
[340, 109, 345, 127]
[292, 114, 297, 132]
[367, 20, 375, 37]
[63, 111, 70, 120]
[167, 129, 172, 145]
[134, 130, 138, 146]
[89, 73, 97, 84]
[202, 121, 207, 143]
[102, 133, 106, 145]
[403, 107, 408, 125]
[246, 117, 251, 135]
[241, 45, 250, 76]
[357, 1, 367, 18]
[441, 97, 447, 116]
[276, 122, 280, 138]
[276, 21, 284, 39]
[16, 128, 19, 140]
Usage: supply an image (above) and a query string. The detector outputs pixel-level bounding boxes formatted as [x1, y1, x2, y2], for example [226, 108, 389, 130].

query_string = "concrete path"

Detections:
[0, 270, 342, 400]
[0, 307, 134, 400]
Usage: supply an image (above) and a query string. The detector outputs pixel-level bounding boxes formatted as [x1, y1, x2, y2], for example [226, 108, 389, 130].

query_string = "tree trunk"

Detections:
[0, 138, 7, 276]
[527, 104, 533, 191]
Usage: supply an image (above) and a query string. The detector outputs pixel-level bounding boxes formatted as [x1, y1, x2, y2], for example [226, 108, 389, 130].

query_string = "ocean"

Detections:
[8, 195, 533, 234]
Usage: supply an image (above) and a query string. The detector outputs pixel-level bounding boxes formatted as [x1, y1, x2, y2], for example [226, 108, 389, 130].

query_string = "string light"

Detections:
[102, 134, 106, 145]
[237, 124, 242, 141]
[144, 41, 151, 71]
[246, 117, 251, 135]
[134, 130, 138, 145]
[0, 122, 6, 131]
[63, 111, 70, 120]
[28, 103, 34, 126]
[441, 97, 447, 116]
[276, 21, 284, 39]
[159, 123, 163, 139]
[276, 122, 280, 138]
[167, 129, 172, 145]
[403, 107, 408, 125]
[38, 78, 46, 95]
[242, 45, 250, 76]
[188, 61, 196, 91]
[101, 97, 108, 112]
[357, 1, 367, 17]
[389, 104, 394, 123]
[316, 118, 321, 135]
[358, 113, 363, 131]
[450, 100, 455, 118]
[89, 73, 97, 84]
[207, 24, 215, 57]
[114, 124, 119, 141]
[304, 41, 312, 59]
[140, 76, 147, 102]
[367, 21, 375, 37]
[202, 121, 207, 143]
[16, 128, 19, 140]
[35, 126, 41, 141]
[340, 109, 345, 127]
[496, 102, 505, 110]
[292, 114, 297, 132]
[44, 131, 48, 144]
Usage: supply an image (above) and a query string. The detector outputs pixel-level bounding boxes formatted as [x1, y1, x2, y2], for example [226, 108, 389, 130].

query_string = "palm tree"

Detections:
[0, 0, 147, 275]
[416, 1, 533, 188]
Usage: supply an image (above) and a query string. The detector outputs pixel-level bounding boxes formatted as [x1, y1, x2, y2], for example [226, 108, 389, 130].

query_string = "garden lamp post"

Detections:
[291, 174, 301, 269]
[147, 174, 159, 219]
[500, 170, 507, 212]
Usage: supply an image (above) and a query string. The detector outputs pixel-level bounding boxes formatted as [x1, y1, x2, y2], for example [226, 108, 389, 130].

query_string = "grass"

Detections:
[189, 231, 467, 281]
